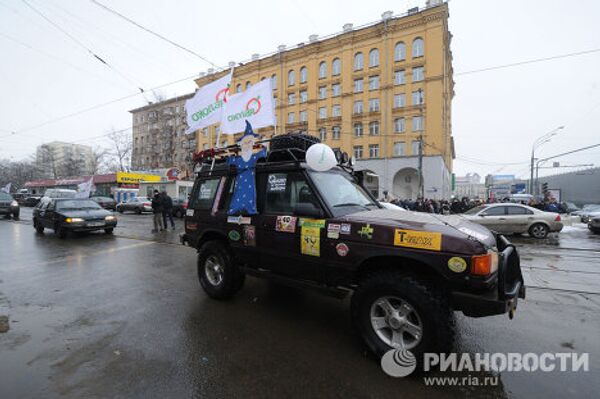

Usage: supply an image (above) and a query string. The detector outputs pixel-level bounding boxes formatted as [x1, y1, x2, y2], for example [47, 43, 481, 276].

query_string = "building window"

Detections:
[369, 48, 379, 67]
[300, 66, 308, 83]
[368, 75, 379, 90]
[353, 100, 363, 114]
[413, 67, 424, 82]
[394, 142, 406, 156]
[332, 104, 341, 117]
[222, 140, 228, 147]
[300, 110, 308, 122]
[236, 84, 242, 93]
[412, 90, 424, 106]
[271, 74, 277, 90]
[369, 144, 380, 158]
[354, 52, 364, 71]
[319, 61, 327, 79]
[353, 146, 363, 160]
[412, 140, 421, 155]
[318, 86, 327, 99]
[354, 123, 363, 137]
[246, 81, 252, 89]
[319, 127, 327, 141]
[412, 38, 424, 58]
[394, 94, 405, 108]
[288, 70, 295, 85]
[288, 93, 296, 105]
[332, 83, 341, 97]
[332, 58, 341, 76]
[332, 126, 340, 140]
[202, 128, 209, 137]
[354, 78, 364, 93]
[296, 90, 306, 103]
[369, 121, 380, 135]
[394, 117, 405, 133]
[412, 116, 424, 131]
[395, 42, 406, 61]
[368, 98, 380, 112]
[288, 112, 295, 123]
[394, 70, 405, 85]
[319, 107, 327, 119]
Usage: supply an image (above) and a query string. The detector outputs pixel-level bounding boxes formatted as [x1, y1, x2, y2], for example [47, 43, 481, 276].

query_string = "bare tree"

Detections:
[106, 128, 132, 172]
[0, 158, 41, 190]
[89, 146, 108, 175]
[35, 144, 59, 179]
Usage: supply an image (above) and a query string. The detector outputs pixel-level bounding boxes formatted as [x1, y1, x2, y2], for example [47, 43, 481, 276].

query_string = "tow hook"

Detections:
[508, 299, 517, 320]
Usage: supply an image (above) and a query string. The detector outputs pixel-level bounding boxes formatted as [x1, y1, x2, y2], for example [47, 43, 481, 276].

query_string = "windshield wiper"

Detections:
[333, 203, 370, 210]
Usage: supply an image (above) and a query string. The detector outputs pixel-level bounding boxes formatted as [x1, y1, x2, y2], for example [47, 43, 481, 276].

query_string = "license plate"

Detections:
[87, 221, 105, 227]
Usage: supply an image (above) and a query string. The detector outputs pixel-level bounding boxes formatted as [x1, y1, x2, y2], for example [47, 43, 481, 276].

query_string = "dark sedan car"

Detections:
[90, 196, 117, 210]
[0, 191, 20, 219]
[33, 198, 117, 238]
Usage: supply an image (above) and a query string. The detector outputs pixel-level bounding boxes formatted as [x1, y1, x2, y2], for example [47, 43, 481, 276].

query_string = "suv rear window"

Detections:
[191, 178, 221, 210]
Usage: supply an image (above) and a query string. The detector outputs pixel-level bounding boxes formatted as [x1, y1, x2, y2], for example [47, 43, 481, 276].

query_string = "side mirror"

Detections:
[294, 202, 324, 218]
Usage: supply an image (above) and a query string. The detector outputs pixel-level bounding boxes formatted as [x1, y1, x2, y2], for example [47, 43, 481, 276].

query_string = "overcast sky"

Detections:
[1, 0, 599, 179]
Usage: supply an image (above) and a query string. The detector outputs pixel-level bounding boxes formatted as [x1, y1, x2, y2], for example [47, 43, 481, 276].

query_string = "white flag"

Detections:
[185, 70, 233, 134]
[220, 79, 275, 134]
[75, 178, 93, 199]
[1, 182, 10, 193]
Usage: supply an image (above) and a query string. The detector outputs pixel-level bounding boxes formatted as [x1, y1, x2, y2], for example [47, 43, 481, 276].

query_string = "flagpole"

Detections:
[209, 67, 234, 175]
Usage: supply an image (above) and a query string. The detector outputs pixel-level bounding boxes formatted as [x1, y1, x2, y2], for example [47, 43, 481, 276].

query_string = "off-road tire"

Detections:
[197, 240, 245, 300]
[351, 271, 454, 362]
[34, 219, 44, 234]
[12, 212, 19, 220]
[528, 223, 548, 239]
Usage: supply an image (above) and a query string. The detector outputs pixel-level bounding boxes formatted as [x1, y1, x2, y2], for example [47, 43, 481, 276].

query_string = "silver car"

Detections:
[588, 213, 600, 234]
[462, 203, 563, 239]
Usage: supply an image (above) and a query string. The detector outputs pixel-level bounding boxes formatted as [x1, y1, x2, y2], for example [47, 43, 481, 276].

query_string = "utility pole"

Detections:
[417, 88, 424, 199]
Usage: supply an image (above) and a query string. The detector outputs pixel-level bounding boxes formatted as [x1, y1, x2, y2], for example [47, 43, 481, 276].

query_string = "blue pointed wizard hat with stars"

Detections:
[237, 121, 260, 143]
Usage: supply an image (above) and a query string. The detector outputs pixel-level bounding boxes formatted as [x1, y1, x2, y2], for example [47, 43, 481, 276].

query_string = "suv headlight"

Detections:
[105, 215, 117, 221]
[65, 217, 84, 223]
[10, 200, 18, 207]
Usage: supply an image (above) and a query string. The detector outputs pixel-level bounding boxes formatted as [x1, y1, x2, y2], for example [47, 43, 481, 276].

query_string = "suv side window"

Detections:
[263, 172, 319, 214]
[482, 206, 506, 216]
[190, 178, 221, 210]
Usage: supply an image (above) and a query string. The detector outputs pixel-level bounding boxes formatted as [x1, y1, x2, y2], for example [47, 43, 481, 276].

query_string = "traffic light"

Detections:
[542, 182, 548, 193]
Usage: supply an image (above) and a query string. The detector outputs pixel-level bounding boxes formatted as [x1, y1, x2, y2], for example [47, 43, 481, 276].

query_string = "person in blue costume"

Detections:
[227, 121, 267, 215]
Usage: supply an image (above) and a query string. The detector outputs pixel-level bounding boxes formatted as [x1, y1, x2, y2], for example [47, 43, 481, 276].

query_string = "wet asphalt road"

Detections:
[1, 209, 599, 398]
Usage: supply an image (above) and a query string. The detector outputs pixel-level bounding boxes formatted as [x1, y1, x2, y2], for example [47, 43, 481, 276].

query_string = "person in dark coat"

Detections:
[151, 190, 164, 232]
[161, 191, 175, 229]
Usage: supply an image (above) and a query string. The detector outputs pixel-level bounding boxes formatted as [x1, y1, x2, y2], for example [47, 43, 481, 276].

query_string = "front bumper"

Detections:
[65, 221, 117, 232]
[451, 235, 526, 318]
[0, 206, 19, 215]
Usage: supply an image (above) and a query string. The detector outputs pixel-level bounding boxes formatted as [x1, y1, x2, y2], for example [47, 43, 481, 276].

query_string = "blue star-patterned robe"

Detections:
[227, 148, 266, 215]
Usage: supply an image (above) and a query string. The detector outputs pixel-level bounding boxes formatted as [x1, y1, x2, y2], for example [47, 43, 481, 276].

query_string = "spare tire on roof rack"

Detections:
[267, 133, 321, 162]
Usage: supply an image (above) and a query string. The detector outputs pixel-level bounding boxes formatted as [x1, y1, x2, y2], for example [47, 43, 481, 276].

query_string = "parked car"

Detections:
[588, 214, 600, 234]
[23, 195, 42, 207]
[43, 188, 77, 199]
[572, 204, 600, 223]
[172, 198, 188, 218]
[181, 133, 525, 360]
[0, 191, 20, 219]
[116, 196, 152, 214]
[33, 197, 117, 238]
[90, 196, 117, 210]
[462, 203, 563, 239]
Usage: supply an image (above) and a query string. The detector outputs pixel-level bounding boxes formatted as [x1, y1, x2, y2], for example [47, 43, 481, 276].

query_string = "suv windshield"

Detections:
[309, 170, 377, 216]
[56, 200, 101, 210]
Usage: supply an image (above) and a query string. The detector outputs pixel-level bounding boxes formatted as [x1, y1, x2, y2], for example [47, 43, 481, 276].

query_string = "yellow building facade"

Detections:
[193, 2, 454, 199]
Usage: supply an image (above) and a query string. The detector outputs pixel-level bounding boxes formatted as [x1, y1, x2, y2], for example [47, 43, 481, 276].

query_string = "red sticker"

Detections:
[336, 243, 349, 257]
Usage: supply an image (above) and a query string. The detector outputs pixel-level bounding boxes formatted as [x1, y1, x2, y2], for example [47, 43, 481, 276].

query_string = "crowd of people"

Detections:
[380, 190, 569, 214]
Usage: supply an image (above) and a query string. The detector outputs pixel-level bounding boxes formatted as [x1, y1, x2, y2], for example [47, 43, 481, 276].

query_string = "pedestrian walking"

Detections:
[161, 191, 175, 229]
[151, 190, 164, 232]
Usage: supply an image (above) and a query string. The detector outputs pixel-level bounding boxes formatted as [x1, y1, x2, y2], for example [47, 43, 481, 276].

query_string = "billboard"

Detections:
[116, 172, 161, 184]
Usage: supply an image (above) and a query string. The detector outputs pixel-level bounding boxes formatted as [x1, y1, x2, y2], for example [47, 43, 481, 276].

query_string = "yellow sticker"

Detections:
[301, 226, 321, 256]
[394, 229, 442, 251]
[448, 257, 467, 273]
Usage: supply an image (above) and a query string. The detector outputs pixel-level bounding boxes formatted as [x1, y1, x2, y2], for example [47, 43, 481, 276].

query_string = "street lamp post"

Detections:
[529, 126, 564, 195]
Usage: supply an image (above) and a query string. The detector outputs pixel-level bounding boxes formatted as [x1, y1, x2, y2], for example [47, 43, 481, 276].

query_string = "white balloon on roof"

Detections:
[305, 143, 337, 172]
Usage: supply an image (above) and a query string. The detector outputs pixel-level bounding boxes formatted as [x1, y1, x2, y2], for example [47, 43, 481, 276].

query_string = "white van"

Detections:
[138, 180, 193, 201]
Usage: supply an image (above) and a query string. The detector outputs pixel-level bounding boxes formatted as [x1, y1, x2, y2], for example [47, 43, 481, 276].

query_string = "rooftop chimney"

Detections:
[308, 34, 318, 43]
[343, 23, 353, 32]
[382, 11, 393, 21]
[277, 44, 286, 52]
[251, 53, 260, 60]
